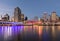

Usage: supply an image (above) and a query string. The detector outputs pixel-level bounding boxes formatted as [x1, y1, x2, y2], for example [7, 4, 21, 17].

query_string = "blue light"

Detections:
[0, 25, 24, 39]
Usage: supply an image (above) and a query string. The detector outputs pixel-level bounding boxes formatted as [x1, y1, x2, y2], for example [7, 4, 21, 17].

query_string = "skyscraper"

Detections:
[14, 7, 22, 22]
[51, 11, 57, 22]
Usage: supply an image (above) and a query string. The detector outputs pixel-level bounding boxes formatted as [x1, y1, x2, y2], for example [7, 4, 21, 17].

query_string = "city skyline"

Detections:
[0, 0, 60, 19]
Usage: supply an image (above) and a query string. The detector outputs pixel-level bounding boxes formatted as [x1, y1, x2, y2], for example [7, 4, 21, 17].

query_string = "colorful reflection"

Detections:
[33, 25, 43, 36]
[0, 25, 24, 40]
[0, 24, 59, 41]
[1, 25, 51, 41]
[39, 26, 43, 36]
[52, 26, 56, 37]
[57, 26, 60, 31]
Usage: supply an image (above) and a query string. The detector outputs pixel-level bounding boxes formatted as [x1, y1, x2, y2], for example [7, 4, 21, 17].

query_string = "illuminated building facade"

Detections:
[14, 7, 24, 22]
[14, 7, 21, 22]
[51, 11, 59, 22]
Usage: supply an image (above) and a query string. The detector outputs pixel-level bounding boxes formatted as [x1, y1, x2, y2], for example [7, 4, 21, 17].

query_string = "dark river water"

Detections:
[0, 25, 60, 41]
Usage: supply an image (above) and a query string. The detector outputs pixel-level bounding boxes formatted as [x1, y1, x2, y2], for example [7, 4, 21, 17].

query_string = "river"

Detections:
[0, 25, 60, 41]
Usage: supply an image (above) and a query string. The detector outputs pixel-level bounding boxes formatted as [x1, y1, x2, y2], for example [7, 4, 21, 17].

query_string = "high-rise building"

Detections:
[14, 7, 21, 22]
[51, 11, 57, 22]
[14, 7, 24, 22]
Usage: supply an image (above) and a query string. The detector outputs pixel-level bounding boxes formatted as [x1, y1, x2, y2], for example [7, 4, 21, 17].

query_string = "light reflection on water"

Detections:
[0, 25, 60, 41]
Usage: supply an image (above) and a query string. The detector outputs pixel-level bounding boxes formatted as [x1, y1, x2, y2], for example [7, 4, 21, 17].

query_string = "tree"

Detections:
[25, 16, 28, 21]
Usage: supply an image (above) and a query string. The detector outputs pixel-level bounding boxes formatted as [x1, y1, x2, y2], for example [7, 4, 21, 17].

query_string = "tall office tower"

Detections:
[14, 7, 21, 22]
[51, 11, 57, 22]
